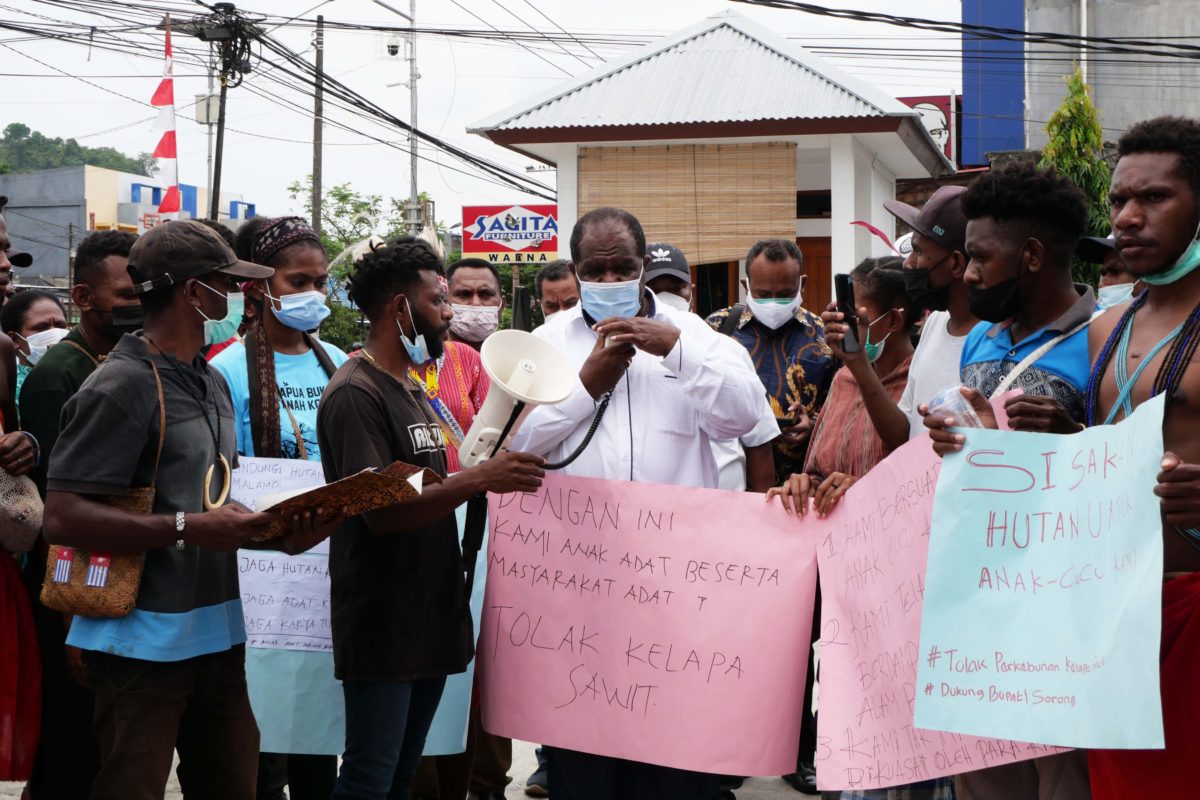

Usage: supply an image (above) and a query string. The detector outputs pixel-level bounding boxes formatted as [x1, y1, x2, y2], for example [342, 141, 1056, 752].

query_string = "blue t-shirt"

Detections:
[211, 339, 349, 459]
[959, 286, 1096, 422]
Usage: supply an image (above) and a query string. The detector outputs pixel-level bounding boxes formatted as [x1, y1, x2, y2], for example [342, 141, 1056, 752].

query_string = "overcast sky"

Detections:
[2, 0, 963, 227]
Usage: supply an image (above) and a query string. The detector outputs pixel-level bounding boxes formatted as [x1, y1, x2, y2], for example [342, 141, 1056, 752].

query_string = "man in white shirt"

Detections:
[644, 241, 780, 492]
[822, 186, 978, 445]
[510, 207, 764, 799]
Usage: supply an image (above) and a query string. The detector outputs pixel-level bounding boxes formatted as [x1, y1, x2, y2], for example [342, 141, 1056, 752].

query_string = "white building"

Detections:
[468, 10, 951, 312]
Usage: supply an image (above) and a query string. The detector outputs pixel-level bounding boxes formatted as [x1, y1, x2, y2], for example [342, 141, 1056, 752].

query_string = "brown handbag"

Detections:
[40, 361, 167, 619]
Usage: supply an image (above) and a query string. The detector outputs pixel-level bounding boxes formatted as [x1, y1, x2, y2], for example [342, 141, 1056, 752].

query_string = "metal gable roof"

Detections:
[468, 10, 922, 133]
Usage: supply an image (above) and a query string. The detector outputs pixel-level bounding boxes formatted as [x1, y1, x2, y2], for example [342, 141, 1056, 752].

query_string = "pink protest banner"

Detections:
[813, 435, 1066, 791]
[479, 474, 818, 776]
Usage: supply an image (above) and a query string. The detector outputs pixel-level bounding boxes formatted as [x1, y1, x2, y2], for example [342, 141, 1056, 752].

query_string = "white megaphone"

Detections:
[458, 329, 575, 468]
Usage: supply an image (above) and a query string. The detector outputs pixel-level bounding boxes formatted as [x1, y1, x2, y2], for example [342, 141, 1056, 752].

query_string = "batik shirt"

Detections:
[706, 304, 836, 477]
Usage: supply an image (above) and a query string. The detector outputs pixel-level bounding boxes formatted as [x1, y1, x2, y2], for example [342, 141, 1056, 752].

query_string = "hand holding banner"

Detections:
[480, 475, 818, 776]
[915, 394, 1166, 748]
[812, 436, 1065, 791]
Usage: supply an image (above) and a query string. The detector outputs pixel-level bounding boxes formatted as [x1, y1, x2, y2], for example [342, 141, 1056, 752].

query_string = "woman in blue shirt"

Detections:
[211, 216, 349, 800]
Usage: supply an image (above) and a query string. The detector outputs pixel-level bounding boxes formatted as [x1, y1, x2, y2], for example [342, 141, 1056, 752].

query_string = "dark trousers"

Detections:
[333, 677, 447, 800]
[797, 589, 822, 771]
[409, 679, 512, 799]
[256, 752, 338, 800]
[23, 564, 100, 799]
[84, 645, 260, 800]
[545, 747, 720, 800]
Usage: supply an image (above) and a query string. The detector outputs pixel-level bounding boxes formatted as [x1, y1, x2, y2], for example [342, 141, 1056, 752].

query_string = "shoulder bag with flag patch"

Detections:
[40, 361, 167, 619]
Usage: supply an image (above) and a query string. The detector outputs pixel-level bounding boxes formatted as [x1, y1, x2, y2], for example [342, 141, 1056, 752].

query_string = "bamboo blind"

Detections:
[577, 142, 798, 264]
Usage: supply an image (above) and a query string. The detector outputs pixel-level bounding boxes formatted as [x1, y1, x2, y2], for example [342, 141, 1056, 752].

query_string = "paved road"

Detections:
[2, 739, 811, 799]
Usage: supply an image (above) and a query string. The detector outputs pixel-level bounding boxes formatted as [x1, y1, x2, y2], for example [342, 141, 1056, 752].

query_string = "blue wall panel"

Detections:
[961, 0, 1026, 165]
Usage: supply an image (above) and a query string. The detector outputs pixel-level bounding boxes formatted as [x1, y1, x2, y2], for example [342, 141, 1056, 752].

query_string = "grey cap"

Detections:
[127, 219, 273, 295]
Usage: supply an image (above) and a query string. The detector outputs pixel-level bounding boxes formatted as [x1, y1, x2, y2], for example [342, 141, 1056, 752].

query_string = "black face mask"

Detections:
[109, 303, 144, 335]
[902, 262, 951, 312]
[968, 276, 1022, 323]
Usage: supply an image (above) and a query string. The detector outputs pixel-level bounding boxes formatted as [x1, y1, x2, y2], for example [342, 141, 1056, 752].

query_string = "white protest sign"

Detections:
[234, 457, 331, 652]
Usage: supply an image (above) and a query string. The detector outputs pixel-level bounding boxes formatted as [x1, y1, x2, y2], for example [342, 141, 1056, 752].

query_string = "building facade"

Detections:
[470, 11, 950, 315]
[0, 165, 255, 283]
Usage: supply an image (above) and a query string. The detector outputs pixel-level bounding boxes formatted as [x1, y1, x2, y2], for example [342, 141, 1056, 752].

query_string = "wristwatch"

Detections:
[175, 512, 186, 551]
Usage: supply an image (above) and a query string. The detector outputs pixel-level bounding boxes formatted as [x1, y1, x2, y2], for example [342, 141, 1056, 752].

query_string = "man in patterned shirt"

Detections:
[707, 238, 835, 482]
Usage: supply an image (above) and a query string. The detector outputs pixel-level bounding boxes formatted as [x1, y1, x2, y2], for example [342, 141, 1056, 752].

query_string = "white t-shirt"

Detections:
[712, 399, 781, 491]
[897, 310, 969, 440]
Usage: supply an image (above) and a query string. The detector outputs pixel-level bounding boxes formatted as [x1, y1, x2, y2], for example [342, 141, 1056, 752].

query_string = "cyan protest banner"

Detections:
[915, 394, 1166, 749]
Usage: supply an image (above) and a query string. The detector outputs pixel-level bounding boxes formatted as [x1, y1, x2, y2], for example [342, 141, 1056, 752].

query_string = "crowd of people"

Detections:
[1, 113, 1198, 800]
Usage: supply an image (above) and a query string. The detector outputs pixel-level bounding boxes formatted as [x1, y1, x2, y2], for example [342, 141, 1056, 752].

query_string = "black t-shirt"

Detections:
[316, 357, 471, 682]
[20, 326, 101, 497]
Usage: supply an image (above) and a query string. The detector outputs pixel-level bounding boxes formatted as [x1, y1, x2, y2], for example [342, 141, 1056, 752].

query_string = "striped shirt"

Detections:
[803, 356, 912, 483]
[413, 341, 490, 473]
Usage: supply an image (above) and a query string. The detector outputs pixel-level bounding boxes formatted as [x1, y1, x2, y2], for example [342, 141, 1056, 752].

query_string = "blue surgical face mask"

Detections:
[397, 296, 432, 365]
[1143, 240, 1200, 285]
[196, 282, 244, 346]
[1142, 219, 1200, 286]
[862, 310, 895, 363]
[268, 289, 331, 332]
[1097, 282, 1135, 309]
[579, 270, 644, 321]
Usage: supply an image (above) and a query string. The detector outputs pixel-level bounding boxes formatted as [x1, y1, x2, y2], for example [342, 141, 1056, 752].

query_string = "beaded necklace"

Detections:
[1085, 287, 1200, 548]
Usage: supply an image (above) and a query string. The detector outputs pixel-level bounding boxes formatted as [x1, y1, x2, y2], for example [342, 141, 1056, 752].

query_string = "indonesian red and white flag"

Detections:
[151, 16, 180, 217]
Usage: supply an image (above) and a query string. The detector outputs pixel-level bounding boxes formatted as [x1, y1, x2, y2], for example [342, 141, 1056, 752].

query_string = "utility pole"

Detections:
[210, 55, 229, 220]
[407, 0, 419, 235]
[206, 60, 215, 203]
[312, 14, 325, 237]
[169, 2, 253, 222]
[67, 222, 75, 316]
[374, 0, 420, 234]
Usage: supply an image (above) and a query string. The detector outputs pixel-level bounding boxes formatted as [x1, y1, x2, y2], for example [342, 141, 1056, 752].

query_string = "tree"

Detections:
[289, 177, 458, 351]
[1038, 65, 1111, 287]
[0, 122, 158, 176]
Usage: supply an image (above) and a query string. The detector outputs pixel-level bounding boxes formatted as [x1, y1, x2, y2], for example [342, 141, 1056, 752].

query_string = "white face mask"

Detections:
[1097, 282, 1135, 310]
[20, 327, 69, 365]
[543, 310, 565, 324]
[449, 303, 501, 343]
[747, 290, 800, 330]
[655, 291, 691, 313]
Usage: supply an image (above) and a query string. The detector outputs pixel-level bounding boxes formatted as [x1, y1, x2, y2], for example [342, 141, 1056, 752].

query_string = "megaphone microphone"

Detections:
[457, 329, 575, 469]
[457, 329, 576, 603]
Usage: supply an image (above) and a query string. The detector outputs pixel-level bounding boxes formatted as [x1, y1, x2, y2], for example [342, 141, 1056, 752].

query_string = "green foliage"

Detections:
[287, 175, 408, 264]
[1038, 66, 1111, 287]
[0, 122, 158, 176]
[320, 298, 367, 353]
[288, 176, 458, 341]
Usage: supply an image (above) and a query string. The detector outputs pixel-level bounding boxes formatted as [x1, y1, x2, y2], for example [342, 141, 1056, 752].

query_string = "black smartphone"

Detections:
[833, 273, 860, 353]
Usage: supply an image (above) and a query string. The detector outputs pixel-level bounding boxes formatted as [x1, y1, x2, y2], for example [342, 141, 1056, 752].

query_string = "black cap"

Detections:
[645, 243, 690, 283]
[5, 249, 31, 268]
[1076, 235, 1116, 264]
[127, 219, 273, 294]
[883, 186, 967, 255]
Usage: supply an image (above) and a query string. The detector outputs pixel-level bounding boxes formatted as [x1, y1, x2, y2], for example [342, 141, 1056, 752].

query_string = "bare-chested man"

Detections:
[1085, 115, 1200, 799]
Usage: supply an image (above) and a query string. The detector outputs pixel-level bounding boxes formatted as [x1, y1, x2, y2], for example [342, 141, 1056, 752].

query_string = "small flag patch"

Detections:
[53, 548, 75, 583]
[85, 553, 112, 588]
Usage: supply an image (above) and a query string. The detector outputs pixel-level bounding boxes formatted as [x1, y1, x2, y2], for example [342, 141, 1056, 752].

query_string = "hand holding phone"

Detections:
[833, 273, 860, 354]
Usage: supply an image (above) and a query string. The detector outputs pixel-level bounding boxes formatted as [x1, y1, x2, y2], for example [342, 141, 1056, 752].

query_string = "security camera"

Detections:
[386, 35, 400, 57]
